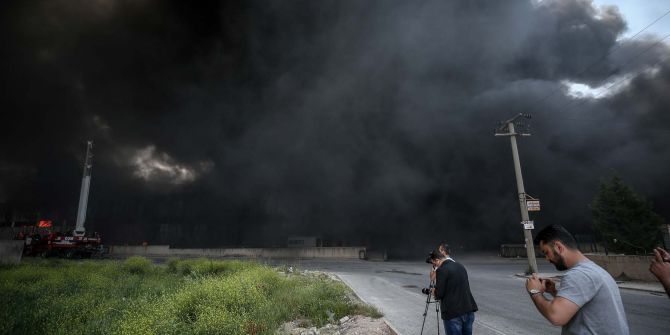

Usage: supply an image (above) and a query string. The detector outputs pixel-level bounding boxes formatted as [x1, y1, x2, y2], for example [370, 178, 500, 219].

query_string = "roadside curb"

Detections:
[616, 283, 666, 294]
[383, 319, 402, 335]
[332, 273, 403, 335]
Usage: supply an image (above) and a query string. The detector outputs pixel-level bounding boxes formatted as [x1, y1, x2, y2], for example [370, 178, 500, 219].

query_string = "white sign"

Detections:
[526, 200, 541, 211]
[521, 220, 534, 230]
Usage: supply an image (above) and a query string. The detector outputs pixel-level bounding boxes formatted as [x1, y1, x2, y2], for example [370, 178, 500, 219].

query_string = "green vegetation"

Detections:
[0, 257, 381, 335]
[591, 175, 664, 254]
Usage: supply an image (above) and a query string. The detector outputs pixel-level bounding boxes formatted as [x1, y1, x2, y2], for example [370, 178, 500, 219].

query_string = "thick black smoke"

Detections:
[1, 0, 668, 256]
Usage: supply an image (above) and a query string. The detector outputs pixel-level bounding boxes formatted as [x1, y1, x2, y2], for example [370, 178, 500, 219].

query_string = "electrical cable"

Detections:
[525, 7, 670, 116]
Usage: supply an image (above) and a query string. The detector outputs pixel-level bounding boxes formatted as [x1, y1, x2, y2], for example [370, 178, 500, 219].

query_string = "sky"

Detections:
[593, 0, 670, 38]
[1, 0, 669, 256]
[567, 0, 670, 97]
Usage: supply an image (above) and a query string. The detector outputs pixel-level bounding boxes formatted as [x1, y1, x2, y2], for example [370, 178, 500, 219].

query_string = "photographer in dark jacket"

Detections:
[432, 244, 478, 335]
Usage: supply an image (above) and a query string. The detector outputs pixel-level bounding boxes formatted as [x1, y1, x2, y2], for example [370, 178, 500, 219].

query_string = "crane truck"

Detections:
[18, 141, 106, 258]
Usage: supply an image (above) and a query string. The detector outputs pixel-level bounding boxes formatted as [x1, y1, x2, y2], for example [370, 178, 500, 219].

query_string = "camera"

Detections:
[421, 286, 433, 295]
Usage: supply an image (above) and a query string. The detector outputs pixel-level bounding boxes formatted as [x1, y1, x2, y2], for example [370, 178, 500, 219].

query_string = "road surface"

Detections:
[275, 255, 670, 335]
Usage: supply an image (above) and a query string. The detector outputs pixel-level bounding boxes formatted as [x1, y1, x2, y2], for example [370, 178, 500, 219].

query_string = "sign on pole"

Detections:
[521, 220, 534, 230]
[526, 200, 540, 211]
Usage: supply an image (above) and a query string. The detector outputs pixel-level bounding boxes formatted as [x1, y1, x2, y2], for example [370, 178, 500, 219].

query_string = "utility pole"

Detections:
[495, 114, 538, 274]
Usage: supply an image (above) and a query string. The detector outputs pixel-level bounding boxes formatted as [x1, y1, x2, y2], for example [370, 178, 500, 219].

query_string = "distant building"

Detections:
[287, 236, 322, 248]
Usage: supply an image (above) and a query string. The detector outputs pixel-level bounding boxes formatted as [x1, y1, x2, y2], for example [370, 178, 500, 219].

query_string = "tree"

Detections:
[591, 176, 664, 254]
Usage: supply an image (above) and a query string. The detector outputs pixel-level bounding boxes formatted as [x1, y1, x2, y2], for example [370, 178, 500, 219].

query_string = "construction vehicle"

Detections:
[16, 141, 106, 258]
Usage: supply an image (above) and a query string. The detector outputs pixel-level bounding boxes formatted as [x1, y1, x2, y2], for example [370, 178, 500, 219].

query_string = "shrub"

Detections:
[123, 256, 153, 274]
[166, 258, 252, 277]
[166, 257, 180, 273]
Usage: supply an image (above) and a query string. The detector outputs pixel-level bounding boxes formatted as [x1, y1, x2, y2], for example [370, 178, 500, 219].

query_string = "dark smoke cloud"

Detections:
[1, 0, 668, 256]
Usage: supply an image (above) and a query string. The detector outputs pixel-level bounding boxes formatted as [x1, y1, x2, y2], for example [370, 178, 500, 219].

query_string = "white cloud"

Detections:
[129, 145, 212, 185]
[563, 73, 634, 99]
[563, 61, 664, 99]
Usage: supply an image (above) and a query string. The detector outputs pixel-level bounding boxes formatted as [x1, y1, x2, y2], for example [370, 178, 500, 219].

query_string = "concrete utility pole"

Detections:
[495, 114, 538, 274]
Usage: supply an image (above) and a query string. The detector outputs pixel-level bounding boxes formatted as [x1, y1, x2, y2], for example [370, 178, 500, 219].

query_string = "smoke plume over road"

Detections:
[1, 0, 668, 256]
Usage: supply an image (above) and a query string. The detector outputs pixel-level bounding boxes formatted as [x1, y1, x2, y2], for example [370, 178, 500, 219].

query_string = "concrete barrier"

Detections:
[500, 243, 599, 258]
[0, 240, 24, 265]
[587, 254, 657, 282]
[109, 245, 367, 259]
[168, 247, 367, 259]
[366, 249, 387, 261]
[0, 227, 16, 240]
[500, 246, 657, 282]
[110, 245, 171, 255]
[500, 244, 541, 258]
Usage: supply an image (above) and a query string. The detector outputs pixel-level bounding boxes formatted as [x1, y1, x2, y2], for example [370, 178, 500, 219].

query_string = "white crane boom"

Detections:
[74, 141, 93, 237]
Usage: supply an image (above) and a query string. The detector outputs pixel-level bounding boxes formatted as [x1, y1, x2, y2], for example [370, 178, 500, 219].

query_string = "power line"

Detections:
[522, 48, 670, 133]
[543, 33, 670, 118]
[530, 126, 670, 141]
[526, 7, 670, 115]
[628, 8, 670, 41]
[561, 7, 670, 88]
[548, 42, 670, 119]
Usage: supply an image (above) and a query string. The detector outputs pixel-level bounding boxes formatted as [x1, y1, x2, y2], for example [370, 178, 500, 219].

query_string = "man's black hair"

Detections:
[429, 249, 442, 261]
[439, 242, 450, 255]
[534, 224, 578, 249]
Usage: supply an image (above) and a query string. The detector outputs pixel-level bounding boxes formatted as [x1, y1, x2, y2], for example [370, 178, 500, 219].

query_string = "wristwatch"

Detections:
[528, 289, 542, 296]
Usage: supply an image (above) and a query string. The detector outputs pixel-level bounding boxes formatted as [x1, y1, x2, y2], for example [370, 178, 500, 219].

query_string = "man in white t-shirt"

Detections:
[525, 224, 629, 335]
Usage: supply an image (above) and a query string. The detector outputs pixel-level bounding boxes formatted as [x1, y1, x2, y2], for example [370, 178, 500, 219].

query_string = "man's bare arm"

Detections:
[530, 295, 580, 326]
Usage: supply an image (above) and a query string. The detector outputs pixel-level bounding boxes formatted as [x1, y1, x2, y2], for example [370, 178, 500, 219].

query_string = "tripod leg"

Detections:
[420, 293, 431, 335]
[436, 300, 441, 335]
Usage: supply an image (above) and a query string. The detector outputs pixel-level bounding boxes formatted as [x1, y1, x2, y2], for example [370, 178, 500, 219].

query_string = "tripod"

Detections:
[420, 287, 441, 335]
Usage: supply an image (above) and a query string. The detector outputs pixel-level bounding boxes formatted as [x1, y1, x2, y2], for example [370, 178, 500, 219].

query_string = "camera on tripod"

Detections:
[420, 250, 442, 335]
[421, 285, 434, 295]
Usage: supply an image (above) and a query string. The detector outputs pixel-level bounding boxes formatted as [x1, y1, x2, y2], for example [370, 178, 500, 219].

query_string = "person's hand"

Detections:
[655, 247, 670, 262]
[430, 268, 436, 282]
[650, 248, 670, 282]
[541, 277, 557, 297]
[525, 273, 543, 292]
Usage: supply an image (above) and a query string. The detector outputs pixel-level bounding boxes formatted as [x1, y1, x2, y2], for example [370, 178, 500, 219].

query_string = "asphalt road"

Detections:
[277, 255, 670, 335]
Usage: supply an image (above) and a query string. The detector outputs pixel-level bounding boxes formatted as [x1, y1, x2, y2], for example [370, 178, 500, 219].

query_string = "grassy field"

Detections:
[0, 257, 381, 335]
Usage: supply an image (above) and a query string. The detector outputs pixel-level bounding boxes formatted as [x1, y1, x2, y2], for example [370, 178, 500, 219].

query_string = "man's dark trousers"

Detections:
[443, 311, 474, 335]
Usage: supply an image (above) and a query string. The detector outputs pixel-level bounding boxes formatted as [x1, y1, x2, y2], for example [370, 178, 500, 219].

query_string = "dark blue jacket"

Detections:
[435, 259, 478, 320]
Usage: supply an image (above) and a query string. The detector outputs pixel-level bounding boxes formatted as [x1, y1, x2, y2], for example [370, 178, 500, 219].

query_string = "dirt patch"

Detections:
[275, 270, 393, 334]
[277, 315, 393, 335]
